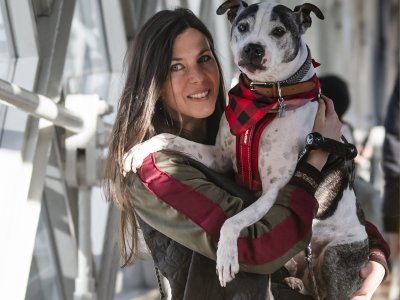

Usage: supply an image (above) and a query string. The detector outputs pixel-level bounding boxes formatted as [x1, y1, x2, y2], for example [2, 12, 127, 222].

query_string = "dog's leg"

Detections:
[123, 117, 235, 174]
[311, 186, 369, 299]
[217, 185, 284, 286]
[123, 133, 233, 174]
[217, 153, 299, 286]
[216, 105, 317, 287]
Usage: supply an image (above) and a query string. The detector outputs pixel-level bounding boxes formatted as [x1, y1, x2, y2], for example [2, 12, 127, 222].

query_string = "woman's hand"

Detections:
[312, 95, 342, 140]
[306, 95, 343, 171]
[350, 261, 386, 300]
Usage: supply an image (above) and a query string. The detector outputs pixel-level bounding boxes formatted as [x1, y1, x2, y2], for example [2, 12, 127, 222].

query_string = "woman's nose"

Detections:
[188, 65, 206, 83]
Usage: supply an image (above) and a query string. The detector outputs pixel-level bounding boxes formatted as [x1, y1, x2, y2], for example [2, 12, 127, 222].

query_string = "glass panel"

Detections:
[0, 3, 16, 142]
[0, 3, 15, 80]
[26, 203, 62, 300]
[62, 0, 110, 98]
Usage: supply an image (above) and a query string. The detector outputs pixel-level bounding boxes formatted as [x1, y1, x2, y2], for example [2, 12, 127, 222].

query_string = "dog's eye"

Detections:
[271, 27, 286, 38]
[238, 23, 249, 33]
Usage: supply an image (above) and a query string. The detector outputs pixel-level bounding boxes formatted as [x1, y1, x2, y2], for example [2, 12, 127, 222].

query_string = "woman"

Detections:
[103, 8, 389, 300]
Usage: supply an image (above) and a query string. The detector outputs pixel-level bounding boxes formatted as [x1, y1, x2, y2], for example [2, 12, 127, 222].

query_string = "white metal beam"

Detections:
[74, 186, 96, 300]
[0, 119, 55, 299]
[0, 79, 83, 133]
[7, 0, 39, 89]
[96, 205, 121, 300]
[0, 0, 77, 299]
[99, 0, 127, 73]
[0, 0, 41, 296]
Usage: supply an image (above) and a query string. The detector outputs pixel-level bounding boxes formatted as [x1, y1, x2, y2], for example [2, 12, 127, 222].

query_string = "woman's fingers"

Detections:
[312, 98, 325, 132]
[316, 97, 326, 119]
[321, 95, 335, 115]
[313, 95, 342, 141]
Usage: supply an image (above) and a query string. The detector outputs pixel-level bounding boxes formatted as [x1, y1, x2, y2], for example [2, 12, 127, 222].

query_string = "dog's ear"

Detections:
[293, 3, 324, 34]
[216, 0, 248, 23]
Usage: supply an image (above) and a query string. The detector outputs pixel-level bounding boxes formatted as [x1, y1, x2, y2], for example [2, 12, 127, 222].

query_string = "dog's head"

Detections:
[217, 1, 324, 82]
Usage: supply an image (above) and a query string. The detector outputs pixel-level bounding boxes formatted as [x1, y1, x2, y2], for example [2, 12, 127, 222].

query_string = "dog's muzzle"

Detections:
[240, 43, 265, 70]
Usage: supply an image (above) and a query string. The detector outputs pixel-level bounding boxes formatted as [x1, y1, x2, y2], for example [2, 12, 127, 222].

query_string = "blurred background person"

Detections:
[320, 74, 383, 228]
[382, 75, 399, 300]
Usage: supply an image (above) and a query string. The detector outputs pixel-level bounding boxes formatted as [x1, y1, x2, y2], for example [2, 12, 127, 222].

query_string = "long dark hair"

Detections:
[103, 8, 226, 266]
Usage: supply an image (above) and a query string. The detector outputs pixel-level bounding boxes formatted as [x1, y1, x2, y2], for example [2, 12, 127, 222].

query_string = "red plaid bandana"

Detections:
[225, 74, 321, 135]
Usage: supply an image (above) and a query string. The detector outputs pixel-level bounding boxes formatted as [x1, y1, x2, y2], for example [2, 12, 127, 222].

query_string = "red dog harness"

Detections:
[227, 74, 321, 192]
[235, 115, 275, 192]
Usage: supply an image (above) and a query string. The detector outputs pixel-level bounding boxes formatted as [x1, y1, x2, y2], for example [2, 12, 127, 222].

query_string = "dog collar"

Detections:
[225, 74, 321, 135]
[241, 46, 317, 97]
[242, 75, 318, 98]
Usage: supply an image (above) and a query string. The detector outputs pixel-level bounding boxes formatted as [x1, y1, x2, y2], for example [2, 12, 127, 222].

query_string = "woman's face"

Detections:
[161, 28, 220, 132]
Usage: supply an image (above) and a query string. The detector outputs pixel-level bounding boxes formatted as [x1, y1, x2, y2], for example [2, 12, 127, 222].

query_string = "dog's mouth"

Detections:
[238, 61, 266, 73]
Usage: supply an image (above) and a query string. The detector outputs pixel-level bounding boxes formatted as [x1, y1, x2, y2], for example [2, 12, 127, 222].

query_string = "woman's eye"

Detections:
[198, 55, 211, 63]
[170, 63, 183, 72]
[238, 23, 249, 33]
[271, 27, 286, 37]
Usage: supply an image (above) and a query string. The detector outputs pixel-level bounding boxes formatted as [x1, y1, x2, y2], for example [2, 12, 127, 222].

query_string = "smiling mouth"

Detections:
[188, 90, 210, 99]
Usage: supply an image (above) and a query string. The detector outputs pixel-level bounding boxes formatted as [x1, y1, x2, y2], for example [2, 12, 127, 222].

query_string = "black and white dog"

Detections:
[124, 1, 368, 298]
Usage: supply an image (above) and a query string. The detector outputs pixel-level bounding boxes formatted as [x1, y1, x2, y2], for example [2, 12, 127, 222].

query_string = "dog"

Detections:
[123, 1, 368, 298]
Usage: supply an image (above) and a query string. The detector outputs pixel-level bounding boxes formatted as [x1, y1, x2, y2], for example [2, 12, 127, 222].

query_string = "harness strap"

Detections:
[236, 114, 276, 192]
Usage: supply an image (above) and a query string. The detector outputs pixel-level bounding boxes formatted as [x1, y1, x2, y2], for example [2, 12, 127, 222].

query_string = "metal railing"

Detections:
[0, 78, 111, 300]
[0, 78, 83, 133]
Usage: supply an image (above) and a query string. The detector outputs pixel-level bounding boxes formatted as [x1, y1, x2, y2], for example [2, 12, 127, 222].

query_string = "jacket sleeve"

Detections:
[127, 151, 320, 274]
[365, 221, 390, 278]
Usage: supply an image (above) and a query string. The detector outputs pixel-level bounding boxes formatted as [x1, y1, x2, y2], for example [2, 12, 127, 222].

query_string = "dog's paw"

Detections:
[122, 145, 147, 175]
[283, 277, 304, 292]
[122, 135, 171, 175]
[216, 241, 240, 287]
[216, 226, 240, 287]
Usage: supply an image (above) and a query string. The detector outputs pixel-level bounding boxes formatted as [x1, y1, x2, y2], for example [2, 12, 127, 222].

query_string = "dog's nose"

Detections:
[243, 44, 265, 59]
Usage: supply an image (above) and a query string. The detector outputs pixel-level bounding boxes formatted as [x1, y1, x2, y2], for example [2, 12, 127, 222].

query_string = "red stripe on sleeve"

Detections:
[138, 154, 228, 241]
[237, 188, 314, 264]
